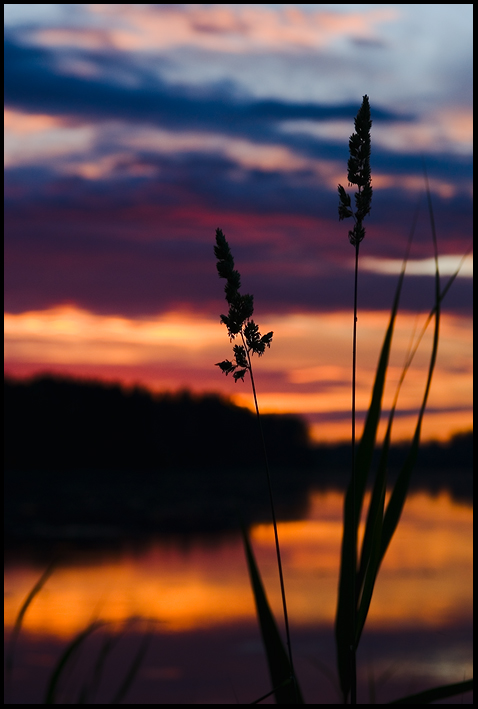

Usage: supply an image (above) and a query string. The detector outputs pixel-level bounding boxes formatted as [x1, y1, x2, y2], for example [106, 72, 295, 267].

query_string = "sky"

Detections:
[4, 4, 473, 443]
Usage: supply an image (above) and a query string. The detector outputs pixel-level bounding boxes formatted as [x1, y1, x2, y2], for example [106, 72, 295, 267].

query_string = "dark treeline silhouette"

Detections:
[4, 375, 472, 548]
[4, 375, 311, 471]
[310, 432, 473, 503]
[4, 375, 313, 547]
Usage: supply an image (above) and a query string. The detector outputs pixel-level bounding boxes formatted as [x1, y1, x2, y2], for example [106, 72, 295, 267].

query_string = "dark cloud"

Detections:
[4, 164, 472, 319]
[4, 31, 473, 319]
[4, 32, 403, 132]
[5, 30, 472, 184]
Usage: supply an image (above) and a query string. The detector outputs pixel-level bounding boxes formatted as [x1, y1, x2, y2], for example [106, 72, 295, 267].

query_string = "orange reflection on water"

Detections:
[4, 490, 472, 640]
[251, 489, 472, 628]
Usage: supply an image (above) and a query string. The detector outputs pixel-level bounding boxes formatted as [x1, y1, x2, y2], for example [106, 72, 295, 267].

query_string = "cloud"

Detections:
[361, 255, 473, 278]
[5, 305, 472, 443]
[4, 21, 473, 319]
[84, 4, 399, 54]
[4, 32, 403, 135]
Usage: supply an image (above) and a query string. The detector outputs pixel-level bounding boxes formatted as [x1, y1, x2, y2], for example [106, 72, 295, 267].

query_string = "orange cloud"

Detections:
[372, 108, 474, 156]
[4, 306, 472, 443]
[4, 109, 96, 168]
[4, 109, 64, 134]
[4, 305, 223, 366]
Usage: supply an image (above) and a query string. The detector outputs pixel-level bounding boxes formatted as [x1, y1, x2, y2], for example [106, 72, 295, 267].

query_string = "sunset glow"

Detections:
[4, 303, 472, 443]
[4, 4, 472, 443]
[4, 9, 473, 705]
[4, 490, 472, 638]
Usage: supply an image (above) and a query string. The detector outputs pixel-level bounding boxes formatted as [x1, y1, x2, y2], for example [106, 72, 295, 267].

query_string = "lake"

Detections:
[4, 487, 473, 704]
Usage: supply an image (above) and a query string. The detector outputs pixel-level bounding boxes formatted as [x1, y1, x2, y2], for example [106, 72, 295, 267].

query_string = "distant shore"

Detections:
[4, 375, 472, 551]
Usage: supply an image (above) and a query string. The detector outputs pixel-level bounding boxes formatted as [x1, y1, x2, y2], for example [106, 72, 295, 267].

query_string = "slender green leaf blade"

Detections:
[354, 470, 385, 647]
[241, 525, 304, 704]
[78, 630, 119, 703]
[110, 629, 153, 704]
[380, 169, 441, 568]
[335, 257, 406, 701]
[355, 407, 396, 646]
[354, 249, 406, 524]
[6, 560, 57, 695]
[357, 425, 390, 595]
[44, 621, 104, 704]
[334, 484, 356, 703]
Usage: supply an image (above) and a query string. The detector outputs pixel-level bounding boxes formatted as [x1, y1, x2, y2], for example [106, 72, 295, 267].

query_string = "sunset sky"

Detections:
[4, 4, 473, 443]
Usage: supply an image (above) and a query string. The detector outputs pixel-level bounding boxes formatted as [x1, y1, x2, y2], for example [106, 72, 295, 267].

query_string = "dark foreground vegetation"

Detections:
[4, 375, 472, 549]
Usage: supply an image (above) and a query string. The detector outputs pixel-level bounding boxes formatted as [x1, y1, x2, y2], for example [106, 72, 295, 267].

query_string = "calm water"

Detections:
[4, 489, 473, 704]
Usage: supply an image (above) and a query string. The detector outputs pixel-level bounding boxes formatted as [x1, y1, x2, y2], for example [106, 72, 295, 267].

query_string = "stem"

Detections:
[350, 241, 360, 704]
[241, 331, 298, 702]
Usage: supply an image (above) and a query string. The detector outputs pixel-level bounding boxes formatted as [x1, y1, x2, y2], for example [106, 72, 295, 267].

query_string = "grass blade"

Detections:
[77, 627, 125, 703]
[110, 626, 153, 704]
[388, 678, 473, 704]
[43, 620, 104, 704]
[354, 460, 385, 648]
[360, 238, 471, 606]
[379, 166, 440, 568]
[335, 227, 411, 701]
[353, 210, 420, 648]
[335, 303, 397, 701]
[5, 559, 57, 699]
[241, 525, 304, 704]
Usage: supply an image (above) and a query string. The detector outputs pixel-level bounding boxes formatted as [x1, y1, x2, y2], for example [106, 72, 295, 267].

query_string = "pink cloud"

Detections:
[82, 4, 399, 54]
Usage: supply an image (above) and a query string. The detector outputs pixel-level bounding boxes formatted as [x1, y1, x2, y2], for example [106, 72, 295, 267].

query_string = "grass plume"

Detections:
[336, 94, 373, 705]
[214, 227, 301, 703]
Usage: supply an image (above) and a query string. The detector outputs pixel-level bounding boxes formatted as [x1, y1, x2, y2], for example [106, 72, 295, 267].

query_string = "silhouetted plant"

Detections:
[336, 94, 373, 705]
[338, 94, 373, 247]
[214, 228, 273, 383]
[237, 96, 472, 706]
[214, 227, 302, 704]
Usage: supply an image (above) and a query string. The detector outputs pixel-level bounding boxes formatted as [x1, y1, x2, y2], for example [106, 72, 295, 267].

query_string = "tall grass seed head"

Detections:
[337, 95, 373, 246]
[214, 228, 273, 380]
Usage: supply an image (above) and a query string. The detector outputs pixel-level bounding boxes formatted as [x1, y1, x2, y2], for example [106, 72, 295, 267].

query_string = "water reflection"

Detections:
[4, 489, 473, 704]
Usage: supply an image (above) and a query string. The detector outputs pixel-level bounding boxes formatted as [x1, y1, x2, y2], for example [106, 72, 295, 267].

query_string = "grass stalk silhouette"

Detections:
[216, 96, 472, 705]
[214, 227, 301, 703]
[337, 94, 373, 705]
